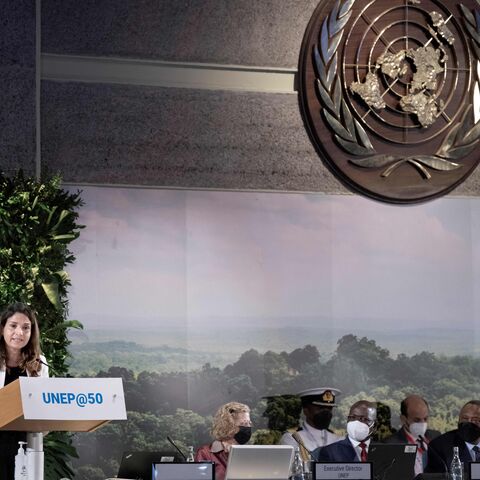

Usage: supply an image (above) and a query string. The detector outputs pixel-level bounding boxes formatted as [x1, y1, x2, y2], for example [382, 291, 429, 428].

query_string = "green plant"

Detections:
[44, 432, 79, 479]
[0, 169, 84, 477]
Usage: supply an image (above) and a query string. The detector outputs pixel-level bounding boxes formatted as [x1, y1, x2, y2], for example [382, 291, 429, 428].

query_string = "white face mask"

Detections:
[347, 420, 371, 442]
[408, 422, 427, 439]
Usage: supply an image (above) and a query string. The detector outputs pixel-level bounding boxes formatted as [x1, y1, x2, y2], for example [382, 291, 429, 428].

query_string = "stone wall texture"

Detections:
[0, 0, 36, 176]
[42, 0, 318, 68]
[41, 81, 345, 192]
[2, 0, 480, 196]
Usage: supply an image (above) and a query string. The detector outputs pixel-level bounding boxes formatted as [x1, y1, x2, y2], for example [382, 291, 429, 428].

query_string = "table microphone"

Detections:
[379, 457, 396, 480]
[36, 357, 59, 377]
[426, 443, 450, 475]
[167, 436, 188, 461]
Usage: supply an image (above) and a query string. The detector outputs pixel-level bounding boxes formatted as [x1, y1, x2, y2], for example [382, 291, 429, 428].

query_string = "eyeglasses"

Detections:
[460, 416, 480, 425]
[348, 414, 374, 425]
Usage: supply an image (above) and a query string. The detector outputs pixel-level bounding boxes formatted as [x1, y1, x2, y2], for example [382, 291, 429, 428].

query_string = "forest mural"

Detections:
[64, 187, 480, 479]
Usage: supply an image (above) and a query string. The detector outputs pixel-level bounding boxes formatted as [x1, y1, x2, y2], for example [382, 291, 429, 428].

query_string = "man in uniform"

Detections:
[279, 388, 342, 459]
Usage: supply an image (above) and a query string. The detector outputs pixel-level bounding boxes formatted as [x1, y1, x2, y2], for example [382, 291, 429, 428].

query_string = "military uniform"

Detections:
[279, 387, 341, 461]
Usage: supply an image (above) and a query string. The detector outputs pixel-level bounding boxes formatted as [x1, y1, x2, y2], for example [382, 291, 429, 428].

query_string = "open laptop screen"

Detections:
[153, 462, 215, 480]
[367, 443, 417, 480]
[225, 445, 294, 480]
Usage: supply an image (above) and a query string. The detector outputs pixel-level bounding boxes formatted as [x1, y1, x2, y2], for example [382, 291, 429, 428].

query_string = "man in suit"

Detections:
[425, 400, 480, 474]
[313, 400, 377, 462]
[385, 394, 441, 476]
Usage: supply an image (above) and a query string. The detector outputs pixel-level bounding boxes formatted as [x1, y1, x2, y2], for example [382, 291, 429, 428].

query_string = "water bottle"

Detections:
[186, 445, 195, 462]
[303, 459, 313, 480]
[14, 441, 28, 480]
[290, 446, 305, 480]
[450, 446, 463, 480]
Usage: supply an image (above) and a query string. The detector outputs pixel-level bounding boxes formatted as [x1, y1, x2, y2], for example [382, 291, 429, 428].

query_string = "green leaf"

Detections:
[52, 233, 77, 241]
[51, 209, 71, 232]
[42, 279, 61, 310]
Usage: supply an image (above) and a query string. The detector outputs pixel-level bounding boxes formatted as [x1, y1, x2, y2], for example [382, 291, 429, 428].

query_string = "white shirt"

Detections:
[280, 421, 342, 452]
[348, 437, 371, 461]
[0, 354, 49, 386]
[405, 430, 428, 475]
[465, 441, 480, 461]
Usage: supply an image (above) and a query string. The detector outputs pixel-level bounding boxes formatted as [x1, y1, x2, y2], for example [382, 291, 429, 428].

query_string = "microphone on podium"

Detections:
[36, 357, 58, 376]
[167, 436, 188, 461]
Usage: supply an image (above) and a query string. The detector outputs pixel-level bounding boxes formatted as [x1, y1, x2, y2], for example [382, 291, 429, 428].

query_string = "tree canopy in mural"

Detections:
[71, 334, 480, 479]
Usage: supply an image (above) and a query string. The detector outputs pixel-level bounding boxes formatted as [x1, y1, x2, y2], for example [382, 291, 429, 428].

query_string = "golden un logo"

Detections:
[298, 0, 480, 203]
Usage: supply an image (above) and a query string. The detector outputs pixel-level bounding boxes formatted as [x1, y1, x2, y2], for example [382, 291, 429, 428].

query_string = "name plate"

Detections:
[152, 462, 214, 480]
[19, 377, 127, 420]
[314, 463, 372, 480]
[470, 463, 480, 480]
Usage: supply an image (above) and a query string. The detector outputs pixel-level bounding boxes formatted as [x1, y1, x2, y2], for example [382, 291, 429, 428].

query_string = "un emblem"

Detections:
[299, 0, 480, 203]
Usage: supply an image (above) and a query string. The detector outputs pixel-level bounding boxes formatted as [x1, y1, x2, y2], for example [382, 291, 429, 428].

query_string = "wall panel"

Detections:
[41, 80, 346, 191]
[0, 0, 36, 175]
[42, 0, 318, 68]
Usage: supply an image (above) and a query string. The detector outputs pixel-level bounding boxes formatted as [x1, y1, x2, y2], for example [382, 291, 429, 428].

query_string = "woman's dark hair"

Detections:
[0, 302, 42, 375]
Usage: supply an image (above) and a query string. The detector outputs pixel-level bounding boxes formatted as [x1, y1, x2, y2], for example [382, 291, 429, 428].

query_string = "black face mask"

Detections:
[312, 409, 333, 430]
[458, 422, 480, 443]
[234, 426, 252, 445]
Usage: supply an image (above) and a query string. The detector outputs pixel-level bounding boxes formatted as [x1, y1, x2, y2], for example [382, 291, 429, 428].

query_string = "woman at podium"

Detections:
[0, 302, 49, 480]
[195, 401, 252, 480]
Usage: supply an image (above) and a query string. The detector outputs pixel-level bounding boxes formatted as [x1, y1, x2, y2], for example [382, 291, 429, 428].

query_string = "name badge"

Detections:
[314, 462, 372, 480]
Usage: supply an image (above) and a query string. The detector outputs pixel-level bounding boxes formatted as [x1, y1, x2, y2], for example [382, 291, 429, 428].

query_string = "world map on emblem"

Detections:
[298, 0, 480, 203]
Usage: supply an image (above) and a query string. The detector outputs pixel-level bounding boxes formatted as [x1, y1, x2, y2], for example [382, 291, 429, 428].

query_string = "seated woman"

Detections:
[0, 302, 49, 480]
[195, 401, 252, 480]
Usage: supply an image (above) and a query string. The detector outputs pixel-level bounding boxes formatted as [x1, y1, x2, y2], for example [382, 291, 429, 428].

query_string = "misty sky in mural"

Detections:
[67, 187, 479, 335]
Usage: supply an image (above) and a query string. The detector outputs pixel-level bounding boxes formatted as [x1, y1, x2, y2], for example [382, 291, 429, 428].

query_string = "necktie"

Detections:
[473, 445, 480, 462]
[359, 442, 368, 462]
[417, 437, 425, 454]
[418, 437, 427, 468]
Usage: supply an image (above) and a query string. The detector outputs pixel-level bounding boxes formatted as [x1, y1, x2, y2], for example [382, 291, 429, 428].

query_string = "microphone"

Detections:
[167, 436, 188, 461]
[379, 457, 396, 480]
[36, 358, 58, 377]
[417, 436, 427, 456]
[425, 442, 449, 475]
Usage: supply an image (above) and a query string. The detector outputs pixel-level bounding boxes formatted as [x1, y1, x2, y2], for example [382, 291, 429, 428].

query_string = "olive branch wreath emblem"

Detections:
[314, 0, 480, 179]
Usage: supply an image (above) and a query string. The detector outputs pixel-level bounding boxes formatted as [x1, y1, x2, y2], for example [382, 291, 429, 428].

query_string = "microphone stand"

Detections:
[167, 436, 188, 461]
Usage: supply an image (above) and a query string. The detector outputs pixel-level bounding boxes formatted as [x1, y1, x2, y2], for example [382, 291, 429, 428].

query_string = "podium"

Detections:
[0, 377, 127, 479]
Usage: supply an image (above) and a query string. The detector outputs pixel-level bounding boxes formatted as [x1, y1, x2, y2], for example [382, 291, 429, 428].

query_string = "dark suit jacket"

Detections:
[385, 427, 441, 444]
[313, 437, 358, 462]
[425, 429, 471, 474]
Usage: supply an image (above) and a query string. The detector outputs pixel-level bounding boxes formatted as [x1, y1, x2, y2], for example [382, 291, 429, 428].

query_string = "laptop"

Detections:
[413, 474, 448, 480]
[225, 445, 294, 480]
[367, 443, 417, 480]
[117, 451, 182, 480]
[153, 462, 215, 480]
[470, 462, 480, 480]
